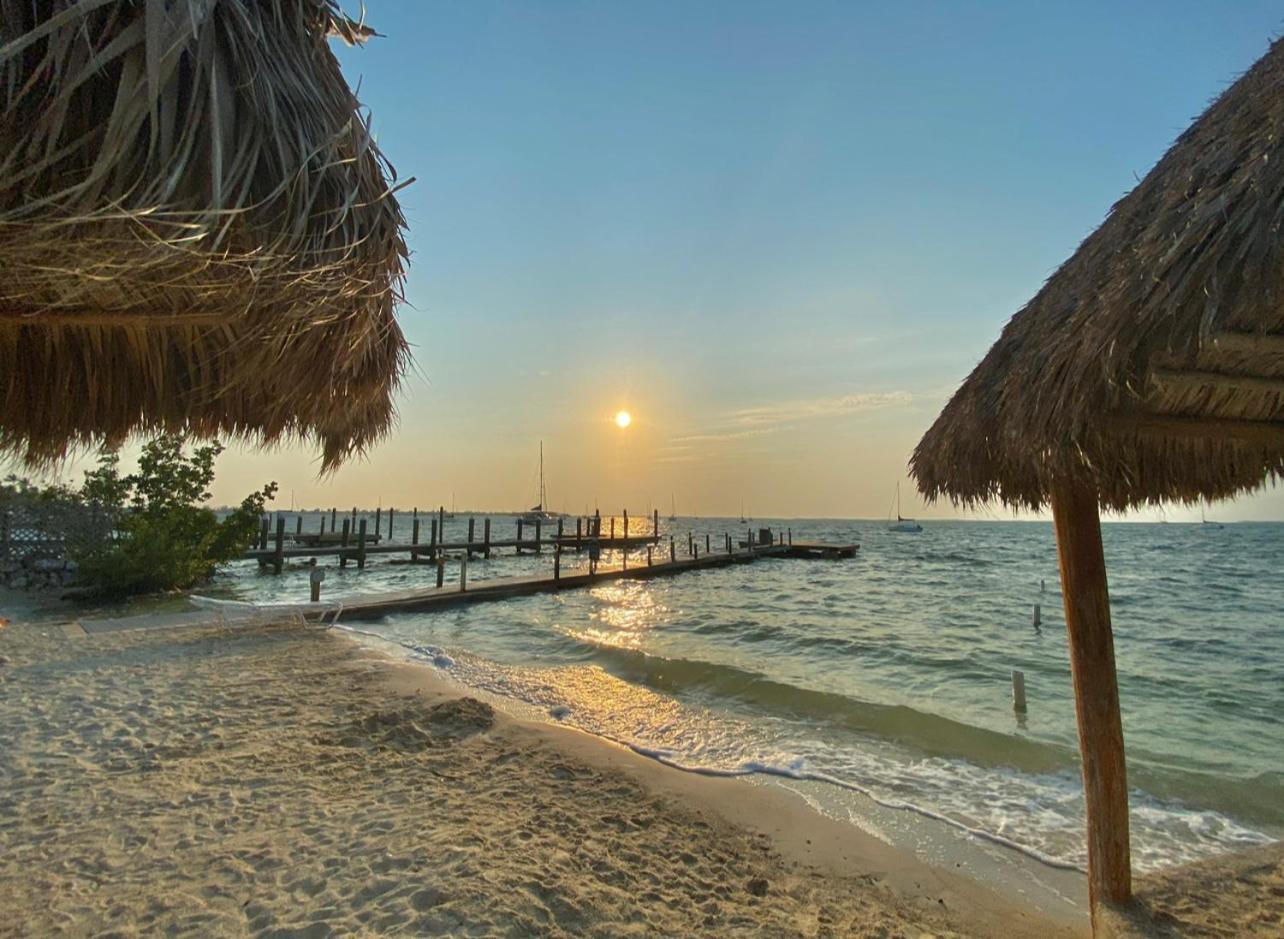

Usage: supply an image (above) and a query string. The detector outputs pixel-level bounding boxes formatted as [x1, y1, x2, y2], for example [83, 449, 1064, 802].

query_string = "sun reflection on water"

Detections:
[564, 579, 669, 650]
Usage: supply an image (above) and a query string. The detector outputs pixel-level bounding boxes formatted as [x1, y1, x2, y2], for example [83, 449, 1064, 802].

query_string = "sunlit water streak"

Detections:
[208, 516, 1283, 872]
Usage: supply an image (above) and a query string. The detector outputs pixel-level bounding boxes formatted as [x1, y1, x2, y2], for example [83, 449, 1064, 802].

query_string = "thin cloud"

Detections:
[731, 391, 913, 427]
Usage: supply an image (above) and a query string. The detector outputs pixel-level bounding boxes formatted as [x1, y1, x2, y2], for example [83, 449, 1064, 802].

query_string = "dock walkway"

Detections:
[219, 539, 857, 622]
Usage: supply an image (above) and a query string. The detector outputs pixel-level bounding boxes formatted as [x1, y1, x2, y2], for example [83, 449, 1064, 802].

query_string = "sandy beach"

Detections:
[0, 613, 1094, 938]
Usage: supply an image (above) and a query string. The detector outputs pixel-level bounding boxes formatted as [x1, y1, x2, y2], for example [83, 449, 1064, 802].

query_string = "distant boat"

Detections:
[522, 441, 560, 524]
[887, 483, 923, 533]
[739, 499, 748, 524]
[668, 494, 677, 522]
[1201, 507, 1224, 530]
[445, 493, 456, 520]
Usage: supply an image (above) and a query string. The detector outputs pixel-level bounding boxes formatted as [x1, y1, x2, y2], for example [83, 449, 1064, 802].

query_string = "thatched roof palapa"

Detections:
[913, 38, 1284, 511]
[0, 0, 410, 471]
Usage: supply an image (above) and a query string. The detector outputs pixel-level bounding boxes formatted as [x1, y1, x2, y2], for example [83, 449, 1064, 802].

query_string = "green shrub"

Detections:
[66, 436, 276, 598]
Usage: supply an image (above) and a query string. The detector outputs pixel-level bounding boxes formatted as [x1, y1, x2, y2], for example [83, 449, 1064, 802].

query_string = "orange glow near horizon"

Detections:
[614, 409, 632, 429]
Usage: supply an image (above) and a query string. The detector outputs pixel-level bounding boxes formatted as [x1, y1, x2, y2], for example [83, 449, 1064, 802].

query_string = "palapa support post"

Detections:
[484, 518, 492, 559]
[340, 519, 350, 568]
[1050, 481, 1131, 916]
[357, 520, 368, 570]
[273, 517, 286, 574]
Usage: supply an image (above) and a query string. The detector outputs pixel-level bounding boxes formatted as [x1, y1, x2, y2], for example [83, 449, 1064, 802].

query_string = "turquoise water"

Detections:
[209, 516, 1283, 873]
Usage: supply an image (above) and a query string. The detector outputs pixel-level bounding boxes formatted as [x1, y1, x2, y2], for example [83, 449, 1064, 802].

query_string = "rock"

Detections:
[746, 877, 769, 897]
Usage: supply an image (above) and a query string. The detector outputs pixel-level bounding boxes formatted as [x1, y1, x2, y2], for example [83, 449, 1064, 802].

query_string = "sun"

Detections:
[614, 410, 632, 429]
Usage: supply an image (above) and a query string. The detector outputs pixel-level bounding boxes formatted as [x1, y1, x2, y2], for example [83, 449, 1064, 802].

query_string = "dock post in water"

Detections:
[330, 507, 337, 530]
[1012, 669, 1028, 713]
[438, 506, 445, 542]
[340, 520, 350, 569]
[576, 517, 583, 550]
[516, 519, 524, 553]
[412, 517, 420, 556]
[535, 519, 542, 553]
[295, 515, 302, 535]
[436, 557, 444, 588]
[788, 527, 793, 545]
[375, 507, 382, 539]
[430, 519, 439, 559]
[484, 518, 492, 559]
[258, 517, 269, 551]
[554, 546, 561, 583]
[467, 518, 475, 555]
[388, 508, 395, 541]
[647, 546, 653, 566]
[670, 537, 676, 562]
[610, 517, 616, 539]
[273, 517, 286, 574]
[687, 532, 694, 557]
[726, 533, 732, 554]
[705, 533, 710, 554]
[460, 554, 467, 592]
[653, 509, 659, 537]
[357, 520, 368, 570]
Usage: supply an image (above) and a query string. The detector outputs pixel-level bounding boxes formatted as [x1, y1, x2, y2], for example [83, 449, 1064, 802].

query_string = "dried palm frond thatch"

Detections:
[913, 38, 1284, 511]
[0, 0, 409, 472]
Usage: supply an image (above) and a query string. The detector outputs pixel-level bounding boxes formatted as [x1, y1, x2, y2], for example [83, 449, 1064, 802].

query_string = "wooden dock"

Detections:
[229, 536, 859, 622]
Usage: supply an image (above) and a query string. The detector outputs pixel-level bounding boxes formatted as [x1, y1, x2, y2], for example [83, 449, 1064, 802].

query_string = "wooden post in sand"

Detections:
[1050, 481, 1131, 917]
[357, 520, 368, 570]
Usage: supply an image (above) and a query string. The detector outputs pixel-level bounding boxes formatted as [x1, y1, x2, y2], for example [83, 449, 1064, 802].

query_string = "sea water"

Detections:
[208, 517, 1282, 875]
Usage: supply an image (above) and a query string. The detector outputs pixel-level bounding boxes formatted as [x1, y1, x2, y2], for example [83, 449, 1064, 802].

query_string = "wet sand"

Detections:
[0, 616, 1087, 937]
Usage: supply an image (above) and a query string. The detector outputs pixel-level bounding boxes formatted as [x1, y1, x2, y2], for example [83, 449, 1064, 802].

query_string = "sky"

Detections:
[17, 2, 1284, 519]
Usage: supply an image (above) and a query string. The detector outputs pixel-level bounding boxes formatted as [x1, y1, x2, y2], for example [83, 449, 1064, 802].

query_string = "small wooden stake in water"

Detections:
[357, 520, 368, 570]
[554, 547, 561, 582]
[1012, 669, 1028, 714]
[460, 554, 468, 592]
[1032, 603, 1042, 627]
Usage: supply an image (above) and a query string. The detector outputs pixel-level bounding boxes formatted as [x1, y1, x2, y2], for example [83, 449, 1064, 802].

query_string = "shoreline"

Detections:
[0, 615, 1084, 937]
[346, 623, 1092, 928]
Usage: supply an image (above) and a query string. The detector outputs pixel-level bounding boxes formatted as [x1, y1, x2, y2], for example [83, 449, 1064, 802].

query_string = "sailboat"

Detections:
[739, 499, 748, 524]
[887, 483, 923, 533]
[444, 493, 456, 520]
[522, 442, 560, 523]
[1200, 506, 1224, 530]
[667, 494, 677, 522]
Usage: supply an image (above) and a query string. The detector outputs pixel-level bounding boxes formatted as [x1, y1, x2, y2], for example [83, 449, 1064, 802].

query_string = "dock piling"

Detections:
[330, 507, 337, 530]
[388, 508, 395, 541]
[726, 533, 732, 554]
[647, 546, 653, 567]
[1012, 669, 1029, 713]
[554, 547, 561, 583]
[340, 520, 350, 568]
[468, 518, 475, 555]
[653, 509, 659, 536]
[460, 554, 467, 592]
[436, 558, 444, 588]
[295, 515, 302, 535]
[670, 537, 676, 562]
[484, 518, 492, 558]
[375, 507, 382, 538]
[273, 517, 286, 574]
[412, 517, 420, 551]
[357, 520, 368, 570]
[535, 519, 542, 553]
[516, 519, 524, 553]
[430, 519, 439, 558]
[705, 533, 710, 554]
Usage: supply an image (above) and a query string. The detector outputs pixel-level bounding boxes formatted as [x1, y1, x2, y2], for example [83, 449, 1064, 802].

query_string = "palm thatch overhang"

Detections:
[913, 38, 1284, 512]
[0, 0, 410, 472]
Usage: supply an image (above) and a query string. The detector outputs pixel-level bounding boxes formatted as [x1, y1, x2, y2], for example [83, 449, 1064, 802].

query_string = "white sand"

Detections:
[0, 616, 1093, 937]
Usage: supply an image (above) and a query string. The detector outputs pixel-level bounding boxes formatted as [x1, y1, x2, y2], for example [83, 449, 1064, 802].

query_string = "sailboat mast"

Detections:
[539, 441, 546, 509]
